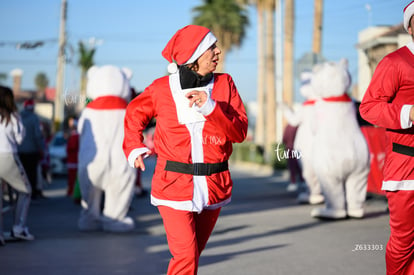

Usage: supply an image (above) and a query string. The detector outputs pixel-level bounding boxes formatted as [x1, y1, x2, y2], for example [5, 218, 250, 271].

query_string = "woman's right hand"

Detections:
[134, 151, 151, 171]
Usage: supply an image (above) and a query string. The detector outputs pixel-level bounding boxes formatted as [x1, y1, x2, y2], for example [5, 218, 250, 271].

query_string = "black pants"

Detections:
[18, 153, 41, 198]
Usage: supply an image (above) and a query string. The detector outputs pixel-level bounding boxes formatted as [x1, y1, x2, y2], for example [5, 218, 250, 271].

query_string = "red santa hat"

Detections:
[404, 0, 414, 31]
[23, 99, 35, 109]
[162, 25, 217, 74]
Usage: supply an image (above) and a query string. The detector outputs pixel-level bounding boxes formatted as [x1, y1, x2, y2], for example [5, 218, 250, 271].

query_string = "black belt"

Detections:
[392, 143, 414, 157]
[165, 160, 228, 176]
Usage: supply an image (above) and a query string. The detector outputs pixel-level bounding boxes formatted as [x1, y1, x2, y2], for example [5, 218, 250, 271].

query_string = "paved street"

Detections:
[0, 157, 389, 275]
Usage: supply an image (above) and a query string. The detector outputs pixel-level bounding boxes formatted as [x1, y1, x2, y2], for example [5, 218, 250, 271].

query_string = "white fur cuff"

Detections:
[195, 98, 216, 116]
[127, 147, 150, 168]
[400, 105, 413, 129]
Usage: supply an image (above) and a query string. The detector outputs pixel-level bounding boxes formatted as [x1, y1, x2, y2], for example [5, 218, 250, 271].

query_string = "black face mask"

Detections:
[179, 65, 213, 89]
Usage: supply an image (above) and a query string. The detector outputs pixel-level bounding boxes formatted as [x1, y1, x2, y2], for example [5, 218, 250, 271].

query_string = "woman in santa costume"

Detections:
[123, 25, 248, 274]
[359, 2, 414, 274]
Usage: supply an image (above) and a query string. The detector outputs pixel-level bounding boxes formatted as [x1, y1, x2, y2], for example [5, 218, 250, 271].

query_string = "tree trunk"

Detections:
[216, 31, 231, 73]
[313, 0, 323, 55]
[265, 1, 276, 161]
[283, 0, 294, 106]
[255, 3, 265, 147]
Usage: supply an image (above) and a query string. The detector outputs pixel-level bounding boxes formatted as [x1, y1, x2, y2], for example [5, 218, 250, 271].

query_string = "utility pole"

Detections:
[313, 0, 323, 56]
[54, 0, 67, 130]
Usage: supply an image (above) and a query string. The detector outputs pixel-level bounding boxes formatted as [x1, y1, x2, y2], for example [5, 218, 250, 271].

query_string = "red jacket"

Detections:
[123, 73, 248, 210]
[359, 45, 414, 190]
[66, 130, 79, 169]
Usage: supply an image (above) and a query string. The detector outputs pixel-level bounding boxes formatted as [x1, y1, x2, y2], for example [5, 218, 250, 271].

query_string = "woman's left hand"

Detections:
[186, 90, 207, 107]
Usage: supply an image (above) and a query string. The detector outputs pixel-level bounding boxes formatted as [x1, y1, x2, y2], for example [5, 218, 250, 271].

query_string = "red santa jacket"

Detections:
[66, 129, 79, 169]
[123, 73, 248, 211]
[359, 45, 414, 190]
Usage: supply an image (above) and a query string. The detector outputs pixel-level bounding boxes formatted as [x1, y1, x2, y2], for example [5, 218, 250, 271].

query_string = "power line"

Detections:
[0, 38, 58, 49]
[0, 60, 56, 65]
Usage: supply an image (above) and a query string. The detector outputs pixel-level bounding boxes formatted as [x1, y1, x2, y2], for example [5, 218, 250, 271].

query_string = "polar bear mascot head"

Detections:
[299, 70, 317, 100]
[311, 58, 351, 98]
[86, 65, 133, 101]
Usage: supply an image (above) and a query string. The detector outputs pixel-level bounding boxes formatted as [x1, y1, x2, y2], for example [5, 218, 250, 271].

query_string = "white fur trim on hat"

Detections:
[185, 32, 217, 65]
[404, 1, 414, 32]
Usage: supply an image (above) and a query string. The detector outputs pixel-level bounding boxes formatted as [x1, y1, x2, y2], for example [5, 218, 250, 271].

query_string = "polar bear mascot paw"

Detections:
[102, 216, 135, 233]
[309, 59, 370, 220]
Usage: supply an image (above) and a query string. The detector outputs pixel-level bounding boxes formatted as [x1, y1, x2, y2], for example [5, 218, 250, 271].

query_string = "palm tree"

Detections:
[249, 0, 276, 161]
[313, 0, 323, 55]
[78, 41, 96, 100]
[35, 72, 49, 100]
[255, 0, 265, 147]
[192, 0, 249, 73]
[283, 0, 294, 106]
[0, 73, 7, 85]
[264, 0, 276, 161]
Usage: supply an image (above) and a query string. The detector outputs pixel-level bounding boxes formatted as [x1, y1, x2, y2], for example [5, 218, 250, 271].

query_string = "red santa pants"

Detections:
[386, 190, 414, 275]
[67, 168, 77, 197]
[157, 206, 221, 275]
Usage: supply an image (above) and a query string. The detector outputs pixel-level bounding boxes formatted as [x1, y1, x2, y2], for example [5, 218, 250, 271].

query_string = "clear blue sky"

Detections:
[0, 0, 408, 103]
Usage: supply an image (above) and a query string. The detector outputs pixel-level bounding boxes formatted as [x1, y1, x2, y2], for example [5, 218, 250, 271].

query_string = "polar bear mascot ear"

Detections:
[311, 58, 351, 98]
[86, 65, 133, 100]
[339, 58, 352, 92]
[121, 67, 133, 81]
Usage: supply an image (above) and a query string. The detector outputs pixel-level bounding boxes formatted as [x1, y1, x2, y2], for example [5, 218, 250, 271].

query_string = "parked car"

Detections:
[49, 131, 67, 175]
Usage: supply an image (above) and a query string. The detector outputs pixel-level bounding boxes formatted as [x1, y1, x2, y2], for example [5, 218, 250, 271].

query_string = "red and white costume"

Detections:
[360, 45, 414, 190]
[360, 4, 414, 273]
[123, 72, 247, 212]
[360, 42, 414, 274]
[123, 25, 248, 274]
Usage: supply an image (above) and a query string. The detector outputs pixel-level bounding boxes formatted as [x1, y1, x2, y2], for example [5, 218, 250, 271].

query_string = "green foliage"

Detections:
[271, 143, 287, 170]
[231, 141, 265, 164]
[192, 0, 249, 51]
[231, 141, 287, 171]
[34, 72, 49, 91]
[0, 73, 7, 84]
[78, 41, 96, 93]
[78, 41, 96, 70]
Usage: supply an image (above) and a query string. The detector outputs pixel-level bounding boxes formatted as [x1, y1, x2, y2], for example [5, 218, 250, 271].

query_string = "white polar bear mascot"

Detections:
[77, 65, 137, 232]
[310, 59, 370, 219]
[281, 71, 324, 204]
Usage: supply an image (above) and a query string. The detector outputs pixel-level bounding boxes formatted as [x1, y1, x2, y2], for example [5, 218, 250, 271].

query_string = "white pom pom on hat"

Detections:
[162, 25, 217, 74]
[167, 62, 178, 74]
[404, 0, 414, 32]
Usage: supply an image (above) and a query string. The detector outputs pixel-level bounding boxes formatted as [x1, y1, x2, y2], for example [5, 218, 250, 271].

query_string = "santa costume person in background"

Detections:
[359, 1, 414, 274]
[123, 25, 248, 274]
[65, 116, 79, 198]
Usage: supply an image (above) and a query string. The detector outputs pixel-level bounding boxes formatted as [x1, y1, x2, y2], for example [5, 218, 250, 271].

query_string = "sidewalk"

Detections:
[0, 158, 389, 275]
